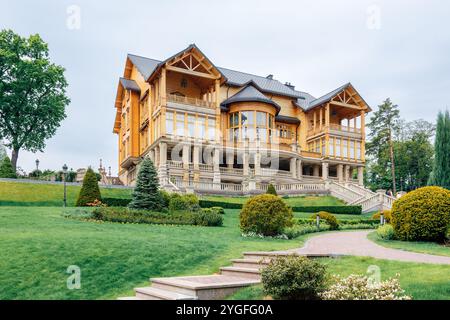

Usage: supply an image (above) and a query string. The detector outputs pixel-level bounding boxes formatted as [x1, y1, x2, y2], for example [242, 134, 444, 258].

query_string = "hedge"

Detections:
[102, 197, 132, 207]
[105, 198, 362, 215]
[291, 206, 362, 215]
[200, 200, 361, 214]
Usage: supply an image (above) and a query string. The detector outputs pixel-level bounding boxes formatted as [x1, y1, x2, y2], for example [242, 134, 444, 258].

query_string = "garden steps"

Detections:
[219, 266, 261, 280]
[135, 286, 196, 300]
[117, 252, 338, 300]
[243, 251, 338, 261]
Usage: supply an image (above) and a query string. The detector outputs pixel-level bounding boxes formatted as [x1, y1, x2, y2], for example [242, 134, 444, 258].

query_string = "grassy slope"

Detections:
[368, 232, 450, 257]
[0, 181, 132, 206]
[0, 207, 303, 300]
[228, 256, 450, 300]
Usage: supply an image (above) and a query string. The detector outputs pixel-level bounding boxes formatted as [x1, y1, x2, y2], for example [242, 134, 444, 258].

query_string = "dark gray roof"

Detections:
[221, 82, 281, 114]
[119, 77, 141, 92]
[127, 54, 160, 80]
[126, 52, 302, 99]
[305, 83, 351, 110]
[275, 115, 300, 125]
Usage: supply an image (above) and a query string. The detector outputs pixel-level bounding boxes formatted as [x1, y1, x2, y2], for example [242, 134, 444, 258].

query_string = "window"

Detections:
[329, 137, 334, 156]
[188, 115, 195, 137]
[357, 141, 361, 159]
[321, 138, 325, 155]
[350, 140, 355, 159]
[197, 116, 206, 138]
[228, 111, 274, 142]
[208, 118, 215, 140]
[166, 112, 174, 134]
[335, 138, 341, 157]
[343, 139, 348, 158]
[176, 113, 185, 136]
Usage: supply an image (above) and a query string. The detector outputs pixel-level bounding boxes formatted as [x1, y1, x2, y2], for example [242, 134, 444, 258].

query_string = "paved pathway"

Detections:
[286, 231, 450, 265]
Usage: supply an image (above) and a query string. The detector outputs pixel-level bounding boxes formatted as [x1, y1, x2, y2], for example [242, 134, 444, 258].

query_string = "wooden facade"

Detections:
[113, 45, 371, 188]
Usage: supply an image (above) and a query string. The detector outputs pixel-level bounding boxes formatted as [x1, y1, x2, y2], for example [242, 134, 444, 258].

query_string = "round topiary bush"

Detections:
[391, 186, 450, 242]
[310, 211, 339, 230]
[372, 210, 392, 224]
[240, 194, 293, 236]
[261, 255, 328, 300]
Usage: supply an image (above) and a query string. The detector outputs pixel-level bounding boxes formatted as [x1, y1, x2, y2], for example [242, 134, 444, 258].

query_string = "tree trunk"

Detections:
[388, 131, 397, 195]
[11, 148, 19, 173]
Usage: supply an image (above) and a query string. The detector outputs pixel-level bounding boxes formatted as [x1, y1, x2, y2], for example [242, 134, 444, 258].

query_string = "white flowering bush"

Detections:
[320, 274, 412, 300]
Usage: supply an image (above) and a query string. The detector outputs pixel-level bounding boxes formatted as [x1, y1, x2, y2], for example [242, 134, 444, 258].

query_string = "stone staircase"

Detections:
[118, 251, 333, 300]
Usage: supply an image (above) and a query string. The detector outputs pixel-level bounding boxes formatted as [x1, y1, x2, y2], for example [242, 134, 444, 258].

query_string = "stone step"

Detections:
[231, 258, 270, 270]
[220, 266, 261, 280]
[243, 251, 337, 261]
[135, 286, 196, 300]
[151, 275, 259, 300]
[117, 296, 143, 300]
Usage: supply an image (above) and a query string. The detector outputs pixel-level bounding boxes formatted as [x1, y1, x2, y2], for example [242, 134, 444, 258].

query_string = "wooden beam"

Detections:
[166, 65, 218, 79]
[330, 101, 361, 110]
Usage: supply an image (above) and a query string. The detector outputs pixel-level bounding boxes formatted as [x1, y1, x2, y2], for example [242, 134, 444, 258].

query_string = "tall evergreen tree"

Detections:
[128, 157, 163, 210]
[0, 156, 16, 178]
[76, 167, 101, 206]
[366, 98, 400, 193]
[429, 110, 450, 189]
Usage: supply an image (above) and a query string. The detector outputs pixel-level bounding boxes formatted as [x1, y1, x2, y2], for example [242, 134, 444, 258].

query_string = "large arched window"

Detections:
[228, 111, 274, 143]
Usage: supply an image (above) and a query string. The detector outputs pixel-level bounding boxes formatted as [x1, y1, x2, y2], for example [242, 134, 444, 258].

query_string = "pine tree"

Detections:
[76, 167, 102, 206]
[430, 110, 450, 189]
[266, 183, 278, 196]
[128, 157, 163, 210]
[366, 98, 400, 193]
[0, 156, 17, 178]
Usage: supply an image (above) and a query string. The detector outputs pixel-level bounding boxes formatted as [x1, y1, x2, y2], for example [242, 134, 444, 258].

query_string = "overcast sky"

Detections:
[1, 0, 449, 175]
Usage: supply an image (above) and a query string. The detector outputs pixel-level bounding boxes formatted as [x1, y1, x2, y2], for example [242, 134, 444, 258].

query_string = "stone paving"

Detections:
[287, 230, 450, 265]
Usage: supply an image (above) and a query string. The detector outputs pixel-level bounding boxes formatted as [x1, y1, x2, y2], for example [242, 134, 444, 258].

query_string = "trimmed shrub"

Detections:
[92, 207, 195, 225]
[372, 210, 392, 223]
[320, 274, 411, 300]
[240, 194, 293, 236]
[199, 200, 242, 209]
[210, 206, 225, 215]
[193, 210, 223, 226]
[283, 224, 331, 239]
[310, 212, 339, 230]
[261, 256, 328, 300]
[169, 193, 200, 212]
[159, 190, 171, 209]
[391, 186, 450, 242]
[128, 157, 163, 210]
[377, 224, 395, 240]
[292, 205, 362, 215]
[266, 184, 277, 196]
[102, 197, 131, 207]
[0, 156, 17, 178]
[76, 168, 102, 207]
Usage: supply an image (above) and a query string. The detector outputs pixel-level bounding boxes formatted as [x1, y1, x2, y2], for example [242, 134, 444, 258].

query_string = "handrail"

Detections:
[167, 94, 215, 109]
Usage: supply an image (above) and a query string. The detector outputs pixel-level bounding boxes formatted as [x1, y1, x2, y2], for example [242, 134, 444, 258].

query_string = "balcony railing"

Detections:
[307, 124, 362, 137]
[167, 94, 215, 109]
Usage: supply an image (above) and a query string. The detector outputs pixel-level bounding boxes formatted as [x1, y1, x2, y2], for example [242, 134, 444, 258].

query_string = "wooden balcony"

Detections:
[167, 94, 215, 109]
[307, 124, 362, 139]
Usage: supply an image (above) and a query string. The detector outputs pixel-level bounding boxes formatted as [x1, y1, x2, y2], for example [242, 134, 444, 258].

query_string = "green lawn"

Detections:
[0, 181, 132, 206]
[0, 207, 303, 300]
[202, 195, 345, 206]
[368, 232, 450, 257]
[228, 256, 450, 300]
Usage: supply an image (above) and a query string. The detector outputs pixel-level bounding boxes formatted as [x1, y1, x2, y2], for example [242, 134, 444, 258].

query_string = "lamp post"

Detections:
[62, 164, 68, 207]
[35, 159, 40, 171]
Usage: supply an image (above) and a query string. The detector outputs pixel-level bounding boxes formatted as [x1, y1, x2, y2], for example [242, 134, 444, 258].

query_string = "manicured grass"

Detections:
[0, 181, 132, 207]
[0, 207, 303, 300]
[368, 232, 450, 257]
[202, 195, 345, 207]
[228, 256, 450, 300]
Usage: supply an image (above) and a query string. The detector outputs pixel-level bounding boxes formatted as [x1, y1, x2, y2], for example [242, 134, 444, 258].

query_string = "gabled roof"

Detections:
[220, 81, 281, 114]
[119, 77, 141, 92]
[307, 83, 352, 110]
[127, 54, 160, 80]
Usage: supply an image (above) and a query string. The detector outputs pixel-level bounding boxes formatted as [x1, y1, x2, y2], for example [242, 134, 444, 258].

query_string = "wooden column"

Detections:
[215, 79, 221, 143]
[360, 110, 366, 162]
[160, 68, 167, 136]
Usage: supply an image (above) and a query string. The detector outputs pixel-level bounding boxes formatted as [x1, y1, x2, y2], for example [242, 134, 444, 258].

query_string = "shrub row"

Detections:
[90, 207, 223, 227]
[200, 199, 362, 215]
[296, 218, 378, 226]
[102, 197, 132, 207]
